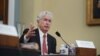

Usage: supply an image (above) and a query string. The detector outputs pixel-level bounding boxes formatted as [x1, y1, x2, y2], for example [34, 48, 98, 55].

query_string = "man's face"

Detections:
[37, 16, 52, 33]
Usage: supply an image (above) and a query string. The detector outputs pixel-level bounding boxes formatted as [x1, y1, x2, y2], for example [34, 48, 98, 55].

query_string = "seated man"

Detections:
[20, 11, 57, 55]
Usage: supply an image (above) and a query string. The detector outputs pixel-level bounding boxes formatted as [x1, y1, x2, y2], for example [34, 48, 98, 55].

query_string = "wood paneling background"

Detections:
[0, 0, 8, 24]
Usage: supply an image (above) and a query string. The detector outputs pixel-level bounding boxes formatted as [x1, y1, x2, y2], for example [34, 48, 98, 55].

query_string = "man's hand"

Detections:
[25, 25, 35, 39]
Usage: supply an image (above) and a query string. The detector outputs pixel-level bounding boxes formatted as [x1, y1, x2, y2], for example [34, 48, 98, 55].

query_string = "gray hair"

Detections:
[37, 11, 53, 20]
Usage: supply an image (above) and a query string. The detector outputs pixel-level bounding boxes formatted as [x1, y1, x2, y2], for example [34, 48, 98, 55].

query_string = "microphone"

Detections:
[55, 31, 74, 55]
[55, 31, 70, 48]
[55, 31, 61, 37]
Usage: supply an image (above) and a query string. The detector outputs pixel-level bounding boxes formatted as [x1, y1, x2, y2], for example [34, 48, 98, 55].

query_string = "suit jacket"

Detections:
[20, 28, 56, 54]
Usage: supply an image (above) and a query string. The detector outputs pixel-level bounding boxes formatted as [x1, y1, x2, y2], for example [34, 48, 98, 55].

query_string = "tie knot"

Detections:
[43, 34, 46, 38]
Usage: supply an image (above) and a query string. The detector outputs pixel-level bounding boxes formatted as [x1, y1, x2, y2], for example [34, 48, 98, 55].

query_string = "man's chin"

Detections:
[44, 29, 49, 32]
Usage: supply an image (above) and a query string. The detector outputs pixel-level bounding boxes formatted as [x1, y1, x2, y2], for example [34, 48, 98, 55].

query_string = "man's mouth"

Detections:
[44, 26, 49, 28]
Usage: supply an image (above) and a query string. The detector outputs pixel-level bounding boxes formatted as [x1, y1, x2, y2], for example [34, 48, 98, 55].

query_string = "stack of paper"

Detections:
[0, 24, 18, 37]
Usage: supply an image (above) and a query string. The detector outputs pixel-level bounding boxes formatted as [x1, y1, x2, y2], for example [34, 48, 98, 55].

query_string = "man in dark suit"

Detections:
[20, 11, 56, 55]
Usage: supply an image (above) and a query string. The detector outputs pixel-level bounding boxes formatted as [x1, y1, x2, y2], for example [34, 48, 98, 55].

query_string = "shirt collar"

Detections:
[38, 28, 47, 37]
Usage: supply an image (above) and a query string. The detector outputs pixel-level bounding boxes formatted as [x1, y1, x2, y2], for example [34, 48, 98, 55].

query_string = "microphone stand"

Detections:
[55, 31, 74, 55]
[60, 36, 73, 55]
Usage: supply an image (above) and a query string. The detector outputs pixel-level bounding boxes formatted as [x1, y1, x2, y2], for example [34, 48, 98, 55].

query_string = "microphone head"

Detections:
[55, 31, 61, 37]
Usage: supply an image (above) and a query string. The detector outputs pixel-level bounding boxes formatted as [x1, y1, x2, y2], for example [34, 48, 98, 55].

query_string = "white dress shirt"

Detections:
[38, 28, 48, 55]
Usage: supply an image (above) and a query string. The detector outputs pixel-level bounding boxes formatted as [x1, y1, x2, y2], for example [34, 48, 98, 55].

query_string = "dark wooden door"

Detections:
[0, 0, 8, 24]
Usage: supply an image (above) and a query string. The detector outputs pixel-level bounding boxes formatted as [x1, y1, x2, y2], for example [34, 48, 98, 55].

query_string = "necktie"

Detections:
[42, 34, 48, 55]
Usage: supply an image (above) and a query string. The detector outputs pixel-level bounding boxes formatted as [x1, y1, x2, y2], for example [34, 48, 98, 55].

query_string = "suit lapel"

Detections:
[47, 34, 51, 53]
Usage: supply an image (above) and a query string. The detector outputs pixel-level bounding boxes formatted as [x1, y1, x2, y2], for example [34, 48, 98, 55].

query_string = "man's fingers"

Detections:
[29, 24, 34, 30]
[26, 24, 35, 37]
[26, 31, 35, 37]
[28, 24, 34, 33]
[30, 31, 35, 34]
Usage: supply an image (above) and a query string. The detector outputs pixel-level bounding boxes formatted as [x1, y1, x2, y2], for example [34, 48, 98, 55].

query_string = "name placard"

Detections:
[76, 40, 95, 48]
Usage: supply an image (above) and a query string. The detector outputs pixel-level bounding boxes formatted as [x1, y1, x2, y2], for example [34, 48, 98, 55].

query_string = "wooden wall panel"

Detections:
[0, 0, 8, 24]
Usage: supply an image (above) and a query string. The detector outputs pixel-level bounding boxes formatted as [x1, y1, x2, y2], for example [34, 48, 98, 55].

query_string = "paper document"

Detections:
[76, 40, 95, 48]
[0, 24, 18, 37]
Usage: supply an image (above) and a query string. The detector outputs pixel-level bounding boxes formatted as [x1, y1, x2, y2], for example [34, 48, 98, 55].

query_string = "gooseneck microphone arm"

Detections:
[55, 31, 73, 55]
[55, 31, 70, 48]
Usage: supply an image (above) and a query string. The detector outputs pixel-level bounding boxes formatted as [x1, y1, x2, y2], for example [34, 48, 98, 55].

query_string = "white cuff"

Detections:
[24, 35, 29, 43]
